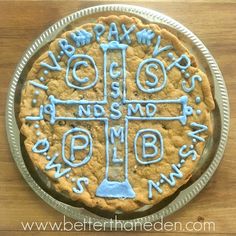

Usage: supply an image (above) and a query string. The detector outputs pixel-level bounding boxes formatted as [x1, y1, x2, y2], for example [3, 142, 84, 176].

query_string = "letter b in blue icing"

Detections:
[134, 129, 164, 165]
[62, 128, 92, 167]
[142, 134, 158, 158]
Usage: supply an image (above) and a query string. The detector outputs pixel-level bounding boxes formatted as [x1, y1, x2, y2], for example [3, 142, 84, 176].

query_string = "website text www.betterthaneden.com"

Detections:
[21, 215, 215, 232]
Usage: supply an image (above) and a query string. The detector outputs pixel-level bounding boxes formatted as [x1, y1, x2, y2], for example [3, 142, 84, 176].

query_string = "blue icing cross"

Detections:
[27, 31, 195, 199]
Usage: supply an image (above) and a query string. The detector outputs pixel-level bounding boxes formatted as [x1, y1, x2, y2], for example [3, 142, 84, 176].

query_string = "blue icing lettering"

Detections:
[178, 144, 197, 161]
[32, 138, 49, 154]
[127, 103, 144, 116]
[110, 102, 121, 120]
[72, 177, 89, 194]
[65, 54, 98, 90]
[62, 128, 92, 167]
[188, 122, 208, 142]
[94, 24, 105, 42]
[136, 58, 167, 93]
[146, 103, 156, 117]
[110, 127, 124, 144]
[45, 153, 71, 178]
[70, 29, 92, 47]
[112, 147, 123, 163]
[111, 82, 120, 99]
[108, 22, 119, 41]
[59, 39, 75, 57]
[148, 180, 162, 199]
[109, 62, 121, 79]
[134, 129, 164, 165]
[72, 61, 89, 83]
[167, 54, 191, 71]
[94, 105, 105, 117]
[40, 51, 61, 71]
[145, 63, 158, 87]
[160, 164, 183, 187]
[136, 29, 155, 46]
[29, 81, 48, 90]
[153, 35, 173, 57]
[120, 24, 136, 44]
[78, 105, 91, 117]
[142, 134, 158, 158]
[182, 75, 202, 93]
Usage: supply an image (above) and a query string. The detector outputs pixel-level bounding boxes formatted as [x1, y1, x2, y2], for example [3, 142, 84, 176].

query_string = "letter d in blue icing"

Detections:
[94, 105, 105, 117]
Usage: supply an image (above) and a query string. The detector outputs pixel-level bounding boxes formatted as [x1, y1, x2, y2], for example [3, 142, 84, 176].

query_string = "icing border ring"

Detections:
[6, 4, 230, 226]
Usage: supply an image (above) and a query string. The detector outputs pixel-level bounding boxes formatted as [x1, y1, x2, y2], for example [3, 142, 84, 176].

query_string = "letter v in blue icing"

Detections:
[40, 51, 61, 71]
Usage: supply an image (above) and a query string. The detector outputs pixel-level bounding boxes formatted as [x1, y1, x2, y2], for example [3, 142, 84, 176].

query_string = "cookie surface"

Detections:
[19, 15, 215, 213]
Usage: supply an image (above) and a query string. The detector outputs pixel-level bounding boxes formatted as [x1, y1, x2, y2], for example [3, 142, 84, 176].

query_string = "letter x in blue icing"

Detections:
[27, 41, 194, 199]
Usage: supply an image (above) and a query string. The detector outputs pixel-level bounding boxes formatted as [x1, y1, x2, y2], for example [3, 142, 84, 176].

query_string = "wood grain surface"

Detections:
[0, 1, 235, 235]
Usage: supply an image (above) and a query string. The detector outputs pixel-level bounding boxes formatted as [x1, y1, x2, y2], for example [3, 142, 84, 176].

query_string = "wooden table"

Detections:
[0, 1, 235, 235]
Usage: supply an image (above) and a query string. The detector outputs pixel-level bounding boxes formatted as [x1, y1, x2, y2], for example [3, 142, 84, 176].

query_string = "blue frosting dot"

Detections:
[167, 52, 174, 59]
[177, 163, 181, 168]
[44, 70, 48, 75]
[195, 96, 201, 104]
[190, 145, 194, 149]
[36, 131, 40, 136]
[46, 156, 51, 160]
[32, 99, 37, 104]
[34, 124, 39, 129]
[39, 77, 45, 82]
[160, 179, 164, 184]
[193, 138, 197, 143]
[181, 69, 185, 74]
[60, 51, 64, 56]
[34, 90, 40, 96]
[185, 73, 190, 79]
[196, 109, 202, 115]
[180, 159, 185, 164]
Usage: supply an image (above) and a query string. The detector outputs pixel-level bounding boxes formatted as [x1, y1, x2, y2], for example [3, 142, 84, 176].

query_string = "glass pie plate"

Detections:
[6, 4, 229, 226]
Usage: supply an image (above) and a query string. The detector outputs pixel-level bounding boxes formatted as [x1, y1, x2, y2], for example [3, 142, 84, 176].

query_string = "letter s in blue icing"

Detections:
[72, 177, 89, 194]
[182, 75, 202, 93]
[111, 82, 120, 99]
[136, 58, 167, 93]
[145, 63, 159, 87]
[178, 145, 197, 161]
[110, 102, 122, 120]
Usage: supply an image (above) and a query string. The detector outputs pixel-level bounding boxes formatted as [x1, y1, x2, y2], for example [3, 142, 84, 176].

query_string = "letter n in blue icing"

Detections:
[134, 129, 164, 165]
[62, 127, 92, 167]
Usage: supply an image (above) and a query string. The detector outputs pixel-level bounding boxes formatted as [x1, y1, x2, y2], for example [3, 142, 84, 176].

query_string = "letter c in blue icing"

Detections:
[134, 129, 164, 165]
[136, 58, 167, 93]
[62, 128, 92, 167]
[109, 62, 121, 79]
[65, 54, 98, 90]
